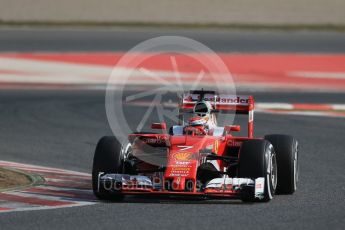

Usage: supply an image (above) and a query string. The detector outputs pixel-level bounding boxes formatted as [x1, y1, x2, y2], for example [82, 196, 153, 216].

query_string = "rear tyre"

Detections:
[238, 140, 277, 202]
[265, 135, 298, 194]
[92, 136, 125, 201]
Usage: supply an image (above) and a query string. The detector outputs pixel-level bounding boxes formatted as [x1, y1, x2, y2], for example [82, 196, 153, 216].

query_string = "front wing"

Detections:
[97, 173, 265, 199]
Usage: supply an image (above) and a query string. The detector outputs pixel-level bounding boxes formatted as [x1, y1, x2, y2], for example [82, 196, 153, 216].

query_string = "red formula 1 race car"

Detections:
[92, 90, 299, 202]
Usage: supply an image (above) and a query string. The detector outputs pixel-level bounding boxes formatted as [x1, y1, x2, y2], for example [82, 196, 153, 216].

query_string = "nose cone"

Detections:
[164, 151, 198, 191]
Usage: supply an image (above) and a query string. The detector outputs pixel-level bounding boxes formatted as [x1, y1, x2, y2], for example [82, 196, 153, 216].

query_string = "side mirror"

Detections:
[151, 123, 167, 130]
[225, 125, 241, 132]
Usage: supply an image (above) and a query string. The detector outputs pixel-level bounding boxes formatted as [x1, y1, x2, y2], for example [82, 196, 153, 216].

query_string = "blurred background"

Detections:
[1, 0, 345, 27]
[0, 1, 344, 229]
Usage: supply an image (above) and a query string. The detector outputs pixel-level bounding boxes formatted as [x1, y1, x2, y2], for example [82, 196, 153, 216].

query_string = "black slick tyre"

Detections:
[238, 139, 277, 202]
[92, 136, 125, 200]
[264, 134, 299, 194]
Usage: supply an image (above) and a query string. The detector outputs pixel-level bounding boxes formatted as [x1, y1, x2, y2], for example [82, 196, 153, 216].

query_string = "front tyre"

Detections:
[238, 140, 277, 202]
[92, 136, 125, 200]
[265, 134, 299, 194]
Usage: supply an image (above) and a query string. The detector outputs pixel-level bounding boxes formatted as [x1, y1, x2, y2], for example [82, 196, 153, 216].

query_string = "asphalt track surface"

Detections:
[0, 28, 345, 52]
[0, 28, 344, 229]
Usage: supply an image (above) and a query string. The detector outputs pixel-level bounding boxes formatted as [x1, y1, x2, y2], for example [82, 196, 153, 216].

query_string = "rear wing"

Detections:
[180, 91, 255, 114]
[179, 90, 255, 138]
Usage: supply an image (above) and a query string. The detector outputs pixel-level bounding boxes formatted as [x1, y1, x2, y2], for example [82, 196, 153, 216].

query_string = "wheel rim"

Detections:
[266, 145, 277, 199]
[122, 143, 132, 160]
[121, 143, 132, 173]
[271, 152, 278, 191]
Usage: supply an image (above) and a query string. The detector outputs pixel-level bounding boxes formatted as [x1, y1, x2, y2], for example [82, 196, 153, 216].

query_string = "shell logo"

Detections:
[174, 152, 193, 161]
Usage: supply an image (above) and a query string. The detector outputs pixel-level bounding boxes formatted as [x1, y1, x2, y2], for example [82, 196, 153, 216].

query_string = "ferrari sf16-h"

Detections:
[92, 90, 299, 202]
